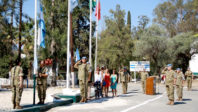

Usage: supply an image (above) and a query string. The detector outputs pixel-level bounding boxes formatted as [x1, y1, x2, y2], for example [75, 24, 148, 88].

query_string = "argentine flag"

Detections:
[38, 2, 46, 48]
[75, 48, 80, 62]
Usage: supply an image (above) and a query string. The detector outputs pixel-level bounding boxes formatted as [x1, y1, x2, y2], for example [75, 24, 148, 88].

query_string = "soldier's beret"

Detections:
[167, 64, 172, 67]
[176, 68, 181, 70]
[82, 56, 87, 59]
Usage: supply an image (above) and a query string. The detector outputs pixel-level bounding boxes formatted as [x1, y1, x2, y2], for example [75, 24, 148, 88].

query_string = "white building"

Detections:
[189, 54, 198, 76]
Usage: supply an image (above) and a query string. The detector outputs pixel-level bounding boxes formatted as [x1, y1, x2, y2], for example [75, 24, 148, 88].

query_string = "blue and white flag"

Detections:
[38, 2, 46, 48]
[70, 0, 78, 13]
[75, 48, 80, 62]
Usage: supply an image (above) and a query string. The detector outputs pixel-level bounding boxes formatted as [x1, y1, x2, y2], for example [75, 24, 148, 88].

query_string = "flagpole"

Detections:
[89, 0, 92, 65]
[94, 0, 99, 72]
[66, 0, 71, 88]
[33, 0, 38, 105]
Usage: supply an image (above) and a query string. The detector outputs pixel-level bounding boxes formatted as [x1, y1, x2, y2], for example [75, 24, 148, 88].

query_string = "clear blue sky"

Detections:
[23, 0, 164, 29]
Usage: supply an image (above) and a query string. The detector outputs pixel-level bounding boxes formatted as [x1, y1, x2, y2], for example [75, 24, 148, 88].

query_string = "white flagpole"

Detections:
[94, 0, 99, 72]
[89, 0, 92, 65]
[33, 0, 38, 105]
[66, 0, 71, 88]
[34, 0, 37, 75]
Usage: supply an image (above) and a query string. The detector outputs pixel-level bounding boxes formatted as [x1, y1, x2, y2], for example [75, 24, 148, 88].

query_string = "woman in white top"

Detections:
[95, 67, 102, 82]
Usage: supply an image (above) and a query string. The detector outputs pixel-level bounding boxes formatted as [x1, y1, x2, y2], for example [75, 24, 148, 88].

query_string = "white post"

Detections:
[66, 0, 71, 88]
[134, 71, 136, 83]
[94, 0, 99, 72]
[33, 0, 37, 75]
[89, 0, 92, 65]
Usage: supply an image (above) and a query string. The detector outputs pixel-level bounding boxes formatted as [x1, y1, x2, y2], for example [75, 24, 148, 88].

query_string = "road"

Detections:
[48, 81, 198, 112]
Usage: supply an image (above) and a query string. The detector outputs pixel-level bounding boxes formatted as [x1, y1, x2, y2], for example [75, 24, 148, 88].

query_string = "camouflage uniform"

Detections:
[185, 70, 193, 90]
[11, 65, 23, 109]
[74, 62, 91, 100]
[37, 66, 48, 104]
[140, 72, 148, 94]
[162, 69, 176, 102]
[119, 71, 130, 94]
[175, 72, 185, 100]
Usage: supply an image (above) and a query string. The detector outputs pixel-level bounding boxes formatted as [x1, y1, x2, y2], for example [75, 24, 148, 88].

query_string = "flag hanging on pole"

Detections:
[90, 0, 96, 9]
[75, 48, 80, 62]
[38, 3, 46, 48]
[70, 0, 78, 13]
[92, 0, 96, 8]
[95, 0, 101, 20]
[37, 27, 41, 47]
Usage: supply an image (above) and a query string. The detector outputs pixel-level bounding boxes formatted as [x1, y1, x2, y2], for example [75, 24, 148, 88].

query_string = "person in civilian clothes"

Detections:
[104, 69, 111, 97]
[111, 70, 118, 97]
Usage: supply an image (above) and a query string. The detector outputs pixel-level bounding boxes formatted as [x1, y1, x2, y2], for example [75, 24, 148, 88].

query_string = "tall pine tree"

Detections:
[127, 11, 131, 30]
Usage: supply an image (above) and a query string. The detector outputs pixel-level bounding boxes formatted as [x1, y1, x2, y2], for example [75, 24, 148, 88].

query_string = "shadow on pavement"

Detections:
[130, 89, 139, 91]
[127, 91, 139, 94]
[118, 94, 134, 97]
[0, 89, 10, 92]
[155, 93, 163, 95]
[22, 103, 47, 108]
[182, 98, 192, 101]
[86, 97, 110, 104]
[174, 102, 186, 105]
[191, 89, 198, 91]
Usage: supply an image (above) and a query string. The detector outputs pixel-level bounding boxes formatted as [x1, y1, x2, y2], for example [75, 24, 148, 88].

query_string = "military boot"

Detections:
[80, 97, 84, 102]
[166, 101, 171, 105]
[15, 103, 22, 109]
[170, 101, 174, 105]
[41, 99, 45, 104]
[37, 100, 42, 104]
[179, 98, 183, 101]
[13, 103, 16, 109]
[84, 98, 87, 103]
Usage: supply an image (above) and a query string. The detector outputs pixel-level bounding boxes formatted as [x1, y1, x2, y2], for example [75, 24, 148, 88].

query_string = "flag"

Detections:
[70, 0, 78, 13]
[90, 0, 96, 9]
[75, 48, 80, 62]
[92, 0, 96, 8]
[38, 3, 46, 48]
[95, 0, 101, 20]
[37, 27, 41, 47]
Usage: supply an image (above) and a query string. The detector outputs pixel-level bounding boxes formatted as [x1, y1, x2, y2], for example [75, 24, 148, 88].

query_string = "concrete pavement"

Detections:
[47, 82, 198, 112]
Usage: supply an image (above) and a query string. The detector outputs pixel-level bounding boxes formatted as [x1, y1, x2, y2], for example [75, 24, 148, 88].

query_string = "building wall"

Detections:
[189, 54, 198, 76]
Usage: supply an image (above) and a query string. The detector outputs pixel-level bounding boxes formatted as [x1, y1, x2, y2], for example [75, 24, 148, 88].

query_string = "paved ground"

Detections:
[0, 87, 64, 111]
[0, 81, 198, 112]
[48, 81, 198, 112]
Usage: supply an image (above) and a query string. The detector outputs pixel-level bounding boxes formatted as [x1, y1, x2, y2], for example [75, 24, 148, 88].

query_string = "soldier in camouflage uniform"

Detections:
[175, 68, 185, 101]
[74, 57, 92, 102]
[37, 60, 48, 104]
[11, 60, 24, 109]
[162, 64, 176, 105]
[185, 68, 193, 91]
[119, 67, 130, 94]
[140, 69, 148, 94]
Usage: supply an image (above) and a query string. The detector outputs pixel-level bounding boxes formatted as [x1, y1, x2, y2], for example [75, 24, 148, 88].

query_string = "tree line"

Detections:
[0, 0, 198, 79]
[98, 0, 198, 75]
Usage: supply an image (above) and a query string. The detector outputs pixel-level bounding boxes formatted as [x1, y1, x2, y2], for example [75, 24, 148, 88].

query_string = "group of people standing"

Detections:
[94, 67, 118, 98]
[94, 66, 131, 98]
[74, 56, 131, 102]
[162, 64, 194, 105]
[10, 59, 49, 109]
[10, 55, 194, 108]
